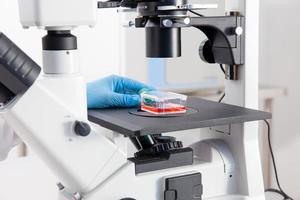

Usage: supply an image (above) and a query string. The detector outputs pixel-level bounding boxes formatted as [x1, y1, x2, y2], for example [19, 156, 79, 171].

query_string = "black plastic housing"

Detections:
[42, 31, 77, 51]
[0, 32, 41, 105]
[165, 173, 202, 200]
[0, 83, 14, 104]
[129, 148, 193, 173]
[146, 27, 181, 58]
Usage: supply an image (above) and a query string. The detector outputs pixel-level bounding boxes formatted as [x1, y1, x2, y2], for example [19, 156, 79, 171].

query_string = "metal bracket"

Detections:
[191, 16, 245, 66]
[157, 3, 218, 11]
[135, 15, 245, 67]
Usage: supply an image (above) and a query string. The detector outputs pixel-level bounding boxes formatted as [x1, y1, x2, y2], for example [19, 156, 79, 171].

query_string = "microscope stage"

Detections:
[88, 97, 271, 136]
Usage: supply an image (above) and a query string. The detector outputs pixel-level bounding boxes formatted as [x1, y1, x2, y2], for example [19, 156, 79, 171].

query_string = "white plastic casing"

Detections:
[18, 0, 97, 29]
[43, 50, 80, 74]
[0, 76, 128, 193]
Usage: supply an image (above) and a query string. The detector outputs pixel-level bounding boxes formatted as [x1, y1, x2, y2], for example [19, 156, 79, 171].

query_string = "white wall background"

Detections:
[259, 0, 300, 198]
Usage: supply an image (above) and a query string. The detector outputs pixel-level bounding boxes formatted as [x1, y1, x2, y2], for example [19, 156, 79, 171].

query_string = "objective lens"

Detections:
[146, 27, 181, 58]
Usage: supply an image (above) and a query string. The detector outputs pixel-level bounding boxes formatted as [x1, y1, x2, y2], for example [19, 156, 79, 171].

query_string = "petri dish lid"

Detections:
[141, 91, 187, 102]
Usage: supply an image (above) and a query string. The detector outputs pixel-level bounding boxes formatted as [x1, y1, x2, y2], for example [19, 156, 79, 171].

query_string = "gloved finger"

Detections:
[110, 93, 141, 108]
[113, 75, 155, 94]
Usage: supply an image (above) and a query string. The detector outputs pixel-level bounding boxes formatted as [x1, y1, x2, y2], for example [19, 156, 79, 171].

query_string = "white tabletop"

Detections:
[0, 156, 282, 200]
[0, 157, 58, 200]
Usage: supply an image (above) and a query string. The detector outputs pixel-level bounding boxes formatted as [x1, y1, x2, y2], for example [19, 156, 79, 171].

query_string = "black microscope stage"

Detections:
[88, 97, 271, 136]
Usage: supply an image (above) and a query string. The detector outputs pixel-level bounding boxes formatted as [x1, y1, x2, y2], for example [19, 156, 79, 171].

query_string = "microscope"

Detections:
[0, 0, 270, 199]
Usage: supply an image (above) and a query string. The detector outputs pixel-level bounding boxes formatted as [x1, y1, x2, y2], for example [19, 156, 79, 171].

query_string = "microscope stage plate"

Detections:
[88, 97, 271, 136]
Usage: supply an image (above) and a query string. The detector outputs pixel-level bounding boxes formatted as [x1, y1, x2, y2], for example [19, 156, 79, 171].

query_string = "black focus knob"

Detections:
[151, 141, 183, 153]
[74, 121, 91, 137]
[154, 135, 176, 143]
[135, 141, 183, 157]
[199, 39, 215, 64]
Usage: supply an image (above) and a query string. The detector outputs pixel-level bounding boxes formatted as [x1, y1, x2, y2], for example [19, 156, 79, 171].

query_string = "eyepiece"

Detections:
[0, 32, 41, 105]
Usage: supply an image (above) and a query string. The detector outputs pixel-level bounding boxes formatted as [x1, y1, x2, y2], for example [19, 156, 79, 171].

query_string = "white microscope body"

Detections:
[0, 0, 266, 199]
[3, 0, 128, 195]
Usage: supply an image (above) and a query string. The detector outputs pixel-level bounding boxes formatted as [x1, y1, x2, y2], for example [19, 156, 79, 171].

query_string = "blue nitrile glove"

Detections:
[87, 75, 154, 109]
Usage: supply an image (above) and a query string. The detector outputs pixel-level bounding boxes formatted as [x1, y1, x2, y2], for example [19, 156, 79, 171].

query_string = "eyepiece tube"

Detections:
[0, 32, 41, 105]
[146, 27, 181, 58]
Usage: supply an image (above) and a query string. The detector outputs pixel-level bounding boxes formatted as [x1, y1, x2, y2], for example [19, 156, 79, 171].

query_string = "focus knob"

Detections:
[199, 39, 215, 64]
[135, 141, 183, 157]
[74, 121, 91, 137]
[154, 135, 176, 143]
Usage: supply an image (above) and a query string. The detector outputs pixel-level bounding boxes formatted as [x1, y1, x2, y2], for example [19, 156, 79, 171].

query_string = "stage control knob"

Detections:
[154, 135, 176, 143]
[74, 121, 91, 137]
[135, 140, 183, 157]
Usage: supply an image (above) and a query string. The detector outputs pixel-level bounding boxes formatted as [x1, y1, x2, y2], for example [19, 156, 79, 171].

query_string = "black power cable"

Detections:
[218, 64, 226, 102]
[190, 13, 290, 197]
[218, 93, 225, 103]
[188, 10, 204, 17]
[264, 120, 294, 200]
[220, 64, 226, 74]
[161, 8, 290, 199]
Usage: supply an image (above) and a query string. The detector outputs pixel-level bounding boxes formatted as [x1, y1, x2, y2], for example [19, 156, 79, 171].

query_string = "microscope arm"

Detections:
[98, 0, 244, 74]
[190, 16, 245, 66]
[135, 15, 245, 80]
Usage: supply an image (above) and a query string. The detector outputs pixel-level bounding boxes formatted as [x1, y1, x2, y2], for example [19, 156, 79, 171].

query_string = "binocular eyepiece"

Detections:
[0, 33, 41, 105]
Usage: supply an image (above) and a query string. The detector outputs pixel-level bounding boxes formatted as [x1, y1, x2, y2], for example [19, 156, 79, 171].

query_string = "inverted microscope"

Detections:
[0, 0, 270, 199]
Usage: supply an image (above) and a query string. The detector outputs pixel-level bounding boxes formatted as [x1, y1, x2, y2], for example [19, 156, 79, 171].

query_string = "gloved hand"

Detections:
[87, 75, 154, 109]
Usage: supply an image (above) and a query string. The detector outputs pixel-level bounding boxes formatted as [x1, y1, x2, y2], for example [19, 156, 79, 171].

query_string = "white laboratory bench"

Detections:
[0, 156, 58, 200]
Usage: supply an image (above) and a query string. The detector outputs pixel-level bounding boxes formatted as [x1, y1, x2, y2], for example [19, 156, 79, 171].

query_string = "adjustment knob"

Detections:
[235, 27, 243, 35]
[135, 141, 183, 157]
[152, 141, 183, 153]
[162, 19, 173, 27]
[199, 39, 215, 64]
[74, 121, 91, 137]
[154, 136, 176, 143]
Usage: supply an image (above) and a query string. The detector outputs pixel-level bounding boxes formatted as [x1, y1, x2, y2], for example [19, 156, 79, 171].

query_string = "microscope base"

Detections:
[84, 159, 232, 200]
